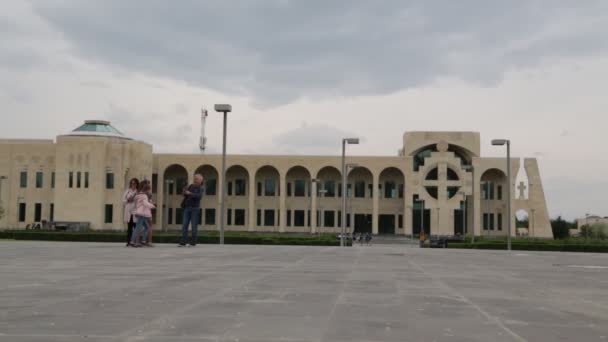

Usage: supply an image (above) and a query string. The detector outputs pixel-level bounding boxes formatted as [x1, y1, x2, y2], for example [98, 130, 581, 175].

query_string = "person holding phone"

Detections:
[179, 173, 204, 247]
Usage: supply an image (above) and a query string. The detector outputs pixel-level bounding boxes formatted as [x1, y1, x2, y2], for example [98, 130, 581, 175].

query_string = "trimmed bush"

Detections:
[0, 230, 343, 246]
[449, 239, 608, 253]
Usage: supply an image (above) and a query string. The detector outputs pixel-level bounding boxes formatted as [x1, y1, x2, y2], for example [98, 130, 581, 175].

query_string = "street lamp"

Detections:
[462, 165, 474, 243]
[345, 163, 358, 243]
[459, 191, 467, 238]
[164, 179, 174, 232]
[341, 138, 359, 247]
[318, 188, 328, 236]
[215, 104, 232, 245]
[310, 178, 320, 233]
[492, 139, 511, 251]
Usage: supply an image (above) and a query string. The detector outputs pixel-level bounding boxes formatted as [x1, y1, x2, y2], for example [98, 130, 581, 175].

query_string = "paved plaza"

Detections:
[0, 241, 607, 341]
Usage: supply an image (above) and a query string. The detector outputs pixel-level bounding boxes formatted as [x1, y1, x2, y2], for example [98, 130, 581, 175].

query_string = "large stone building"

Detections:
[0, 120, 553, 238]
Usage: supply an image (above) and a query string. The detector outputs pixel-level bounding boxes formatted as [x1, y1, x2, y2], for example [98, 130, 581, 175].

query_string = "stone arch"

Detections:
[194, 164, 219, 196]
[377, 167, 406, 235]
[285, 166, 313, 231]
[286, 165, 312, 197]
[163, 164, 189, 229]
[516, 209, 530, 237]
[315, 166, 341, 198]
[255, 165, 280, 197]
[225, 165, 250, 197]
[479, 168, 507, 235]
[348, 166, 373, 198]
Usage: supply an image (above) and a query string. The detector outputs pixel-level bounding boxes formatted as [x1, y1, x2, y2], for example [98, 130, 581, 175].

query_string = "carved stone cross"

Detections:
[517, 181, 527, 199]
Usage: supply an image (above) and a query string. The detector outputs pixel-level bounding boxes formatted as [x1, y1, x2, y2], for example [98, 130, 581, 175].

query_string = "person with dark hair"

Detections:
[123, 178, 139, 246]
[179, 174, 204, 247]
[129, 182, 155, 247]
[140, 179, 155, 246]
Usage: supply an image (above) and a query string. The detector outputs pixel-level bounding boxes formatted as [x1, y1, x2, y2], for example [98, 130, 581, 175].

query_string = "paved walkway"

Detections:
[0, 241, 607, 341]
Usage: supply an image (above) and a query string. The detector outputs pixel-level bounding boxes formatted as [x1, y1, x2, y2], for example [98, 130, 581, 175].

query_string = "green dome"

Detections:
[68, 120, 131, 139]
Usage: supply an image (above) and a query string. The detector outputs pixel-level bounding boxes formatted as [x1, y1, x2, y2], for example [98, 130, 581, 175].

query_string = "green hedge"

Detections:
[448, 240, 608, 253]
[0, 230, 343, 246]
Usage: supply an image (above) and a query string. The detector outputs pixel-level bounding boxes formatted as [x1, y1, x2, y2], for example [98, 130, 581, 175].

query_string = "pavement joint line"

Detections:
[319, 246, 361, 342]
[118, 246, 336, 341]
[406, 256, 528, 342]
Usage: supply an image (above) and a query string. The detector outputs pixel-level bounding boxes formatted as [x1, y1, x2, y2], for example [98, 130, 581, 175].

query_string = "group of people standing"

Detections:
[123, 174, 204, 247]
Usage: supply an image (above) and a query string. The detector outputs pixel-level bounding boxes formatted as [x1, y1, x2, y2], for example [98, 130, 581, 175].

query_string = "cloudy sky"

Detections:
[1, 1, 607, 220]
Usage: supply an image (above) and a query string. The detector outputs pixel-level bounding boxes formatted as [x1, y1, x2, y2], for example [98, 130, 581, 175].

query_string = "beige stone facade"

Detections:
[0, 121, 553, 238]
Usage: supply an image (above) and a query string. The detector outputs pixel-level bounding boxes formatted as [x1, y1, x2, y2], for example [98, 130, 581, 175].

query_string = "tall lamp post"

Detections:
[341, 138, 359, 247]
[492, 139, 511, 251]
[346, 163, 359, 244]
[459, 191, 467, 238]
[462, 165, 474, 243]
[310, 178, 320, 234]
[215, 104, 232, 245]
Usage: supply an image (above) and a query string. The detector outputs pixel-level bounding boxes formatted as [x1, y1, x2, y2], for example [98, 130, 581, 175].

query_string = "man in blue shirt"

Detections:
[179, 174, 204, 247]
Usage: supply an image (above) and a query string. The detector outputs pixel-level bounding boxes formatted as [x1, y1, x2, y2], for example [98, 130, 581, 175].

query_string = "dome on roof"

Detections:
[67, 120, 131, 139]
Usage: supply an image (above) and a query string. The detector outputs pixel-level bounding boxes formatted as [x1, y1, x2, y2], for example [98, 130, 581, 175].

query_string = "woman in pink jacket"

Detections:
[129, 182, 155, 247]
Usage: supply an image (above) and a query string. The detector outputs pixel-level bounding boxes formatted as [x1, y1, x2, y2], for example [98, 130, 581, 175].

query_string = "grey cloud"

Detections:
[31, 0, 608, 106]
[273, 122, 361, 154]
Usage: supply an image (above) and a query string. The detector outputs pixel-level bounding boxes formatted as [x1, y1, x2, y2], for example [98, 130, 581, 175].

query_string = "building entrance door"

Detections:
[378, 214, 395, 234]
[354, 214, 372, 233]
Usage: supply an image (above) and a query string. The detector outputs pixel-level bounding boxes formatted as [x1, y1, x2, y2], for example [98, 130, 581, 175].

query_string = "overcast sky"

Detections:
[1, 1, 607, 220]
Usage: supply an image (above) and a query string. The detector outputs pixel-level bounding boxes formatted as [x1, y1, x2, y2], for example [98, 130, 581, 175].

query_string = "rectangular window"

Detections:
[378, 184, 383, 198]
[205, 208, 216, 225]
[398, 215, 403, 228]
[152, 174, 158, 193]
[104, 204, 113, 223]
[168, 182, 174, 195]
[205, 179, 217, 195]
[347, 184, 352, 198]
[20, 171, 27, 188]
[227, 181, 233, 196]
[235, 209, 245, 226]
[257, 209, 262, 226]
[34, 203, 42, 222]
[77, 172, 81, 188]
[287, 182, 292, 196]
[264, 209, 275, 227]
[497, 213, 503, 231]
[294, 180, 305, 197]
[355, 181, 366, 198]
[338, 210, 341, 227]
[286, 210, 292, 227]
[235, 179, 246, 196]
[51, 172, 55, 188]
[483, 213, 488, 230]
[294, 210, 305, 227]
[346, 213, 351, 228]
[69, 172, 73, 188]
[152, 209, 157, 224]
[338, 183, 342, 197]
[36, 172, 43, 188]
[257, 182, 262, 196]
[398, 184, 404, 198]
[176, 208, 184, 225]
[84, 172, 89, 188]
[497, 186, 503, 200]
[324, 181, 335, 197]
[168, 208, 173, 225]
[227, 209, 232, 225]
[384, 182, 396, 199]
[490, 213, 495, 230]
[18, 203, 26, 222]
[106, 173, 114, 189]
[50, 203, 54, 221]
[265, 178, 276, 196]
[316, 210, 321, 226]
[368, 184, 373, 198]
[324, 210, 335, 227]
